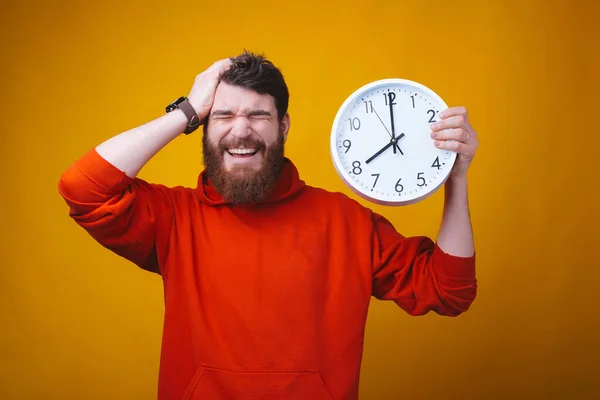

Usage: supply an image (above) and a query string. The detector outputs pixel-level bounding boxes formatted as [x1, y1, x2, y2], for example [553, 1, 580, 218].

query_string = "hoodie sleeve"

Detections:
[57, 148, 174, 275]
[371, 212, 477, 316]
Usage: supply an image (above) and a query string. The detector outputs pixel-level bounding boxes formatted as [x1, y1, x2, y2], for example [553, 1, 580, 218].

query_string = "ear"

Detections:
[280, 113, 291, 143]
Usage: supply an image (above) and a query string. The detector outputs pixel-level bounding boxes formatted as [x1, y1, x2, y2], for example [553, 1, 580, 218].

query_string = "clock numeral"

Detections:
[371, 173, 380, 188]
[395, 178, 404, 193]
[431, 156, 441, 170]
[417, 172, 426, 187]
[427, 109, 436, 123]
[348, 117, 361, 131]
[342, 139, 351, 153]
[352, 161, 362, 175]
[363, 100, 374, 114]
[410, 95, 416, 108]
[383, 92, 397, 106]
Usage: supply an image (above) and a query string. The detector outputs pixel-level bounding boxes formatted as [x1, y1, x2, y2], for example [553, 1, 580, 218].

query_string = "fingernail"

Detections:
[431, 123, 439, 130]
[434, 141, 442, 147]
[430, 131, 438, 139]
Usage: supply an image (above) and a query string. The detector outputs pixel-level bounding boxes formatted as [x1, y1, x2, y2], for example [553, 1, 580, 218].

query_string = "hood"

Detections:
[194, 158, 306, 206]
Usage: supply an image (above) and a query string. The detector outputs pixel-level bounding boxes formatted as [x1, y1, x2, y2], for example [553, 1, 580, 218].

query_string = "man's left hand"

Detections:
[429, 106, 479, 179]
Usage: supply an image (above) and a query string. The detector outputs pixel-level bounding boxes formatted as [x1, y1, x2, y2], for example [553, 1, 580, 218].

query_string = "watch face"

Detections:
[330, 78, 456, 206]
[165, 96, 187, 113]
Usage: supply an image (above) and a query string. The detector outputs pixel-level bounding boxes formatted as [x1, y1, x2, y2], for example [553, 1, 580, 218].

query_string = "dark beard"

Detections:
[202, 131, 285, 205]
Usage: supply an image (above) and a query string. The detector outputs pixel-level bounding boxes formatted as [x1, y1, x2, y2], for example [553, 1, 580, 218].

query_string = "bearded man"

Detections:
[58, 51, 479, 400]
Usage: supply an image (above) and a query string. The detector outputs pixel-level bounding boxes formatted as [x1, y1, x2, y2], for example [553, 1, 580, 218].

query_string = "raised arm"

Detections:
[96, 59, 232, 177]
[57, 59, 231, 274]
[430, 106, 479, 257]
[371, 106, 479, 316]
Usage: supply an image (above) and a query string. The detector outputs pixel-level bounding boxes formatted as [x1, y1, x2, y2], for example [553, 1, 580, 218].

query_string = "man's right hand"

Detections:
[188, 59, 233, 124]
[94, 58, 232, 179]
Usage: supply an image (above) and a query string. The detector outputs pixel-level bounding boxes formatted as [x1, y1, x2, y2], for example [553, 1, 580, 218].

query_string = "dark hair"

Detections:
[220, 51, 289, 121]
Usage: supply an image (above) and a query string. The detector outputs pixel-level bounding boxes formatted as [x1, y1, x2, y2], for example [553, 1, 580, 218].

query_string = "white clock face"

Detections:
[330, 78, 456, 206]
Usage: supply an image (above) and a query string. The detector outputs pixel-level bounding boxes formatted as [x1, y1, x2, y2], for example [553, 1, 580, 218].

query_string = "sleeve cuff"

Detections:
[74, 148, 134, 194]
[432, 243, 476, 278]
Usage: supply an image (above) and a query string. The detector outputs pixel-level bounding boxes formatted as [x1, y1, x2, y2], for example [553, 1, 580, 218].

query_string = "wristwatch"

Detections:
[166, 96, 200, 134]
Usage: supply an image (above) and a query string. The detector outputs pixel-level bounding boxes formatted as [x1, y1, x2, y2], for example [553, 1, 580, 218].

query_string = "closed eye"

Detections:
[210, 109, 273, 120]
[247, 110, 272, 120]
[210, 110, 234, 119]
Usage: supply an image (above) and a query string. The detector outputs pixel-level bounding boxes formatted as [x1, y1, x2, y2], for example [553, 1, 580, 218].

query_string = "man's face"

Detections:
[202, 82, 291, 204]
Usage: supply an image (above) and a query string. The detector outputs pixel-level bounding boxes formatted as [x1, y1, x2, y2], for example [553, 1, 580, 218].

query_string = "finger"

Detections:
[196, 59, 232, 81]
[215, 58, 233, 72]
[439, 106, 468, 119]
[213, 59, 233, 81]
[430, 115, 466, 131]
[430, 128, 469, 142]
[434, 139, 474, 156]
[208, 58, 231, 71]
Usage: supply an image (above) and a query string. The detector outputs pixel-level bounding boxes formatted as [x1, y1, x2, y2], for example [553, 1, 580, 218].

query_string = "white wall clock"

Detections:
[330, 78, 456, 206]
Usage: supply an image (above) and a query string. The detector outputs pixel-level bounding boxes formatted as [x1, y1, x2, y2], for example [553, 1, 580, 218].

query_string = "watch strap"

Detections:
[167, 97, 200, 134]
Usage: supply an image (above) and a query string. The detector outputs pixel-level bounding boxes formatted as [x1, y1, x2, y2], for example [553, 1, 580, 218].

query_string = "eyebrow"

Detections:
[210, 109, 234, 117]
[210, 109, 273, 117]
[247, 110, 272, 117]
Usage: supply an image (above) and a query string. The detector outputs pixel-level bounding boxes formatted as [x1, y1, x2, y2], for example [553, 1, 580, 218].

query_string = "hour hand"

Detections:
[365, 142, 394, 164]
[365, 133, 405, 164]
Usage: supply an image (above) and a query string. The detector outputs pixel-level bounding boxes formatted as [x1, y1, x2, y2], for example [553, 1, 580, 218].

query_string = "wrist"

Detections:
[444, 174, 469, 203]
[446, 174, 467, 188]
[165, 96, 200, 134]
[164, 107, 190, 135]
[445, 172, 468, 193]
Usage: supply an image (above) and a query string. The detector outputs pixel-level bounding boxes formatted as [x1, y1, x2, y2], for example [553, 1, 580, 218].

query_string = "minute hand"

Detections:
[387, 92, 402, 154]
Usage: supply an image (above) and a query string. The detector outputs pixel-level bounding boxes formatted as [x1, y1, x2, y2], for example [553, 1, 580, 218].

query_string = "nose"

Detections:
[229, 115, 252, 139]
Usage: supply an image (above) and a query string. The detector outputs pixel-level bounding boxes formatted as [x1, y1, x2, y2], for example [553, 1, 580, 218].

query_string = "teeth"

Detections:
[228, 148, 257, 155]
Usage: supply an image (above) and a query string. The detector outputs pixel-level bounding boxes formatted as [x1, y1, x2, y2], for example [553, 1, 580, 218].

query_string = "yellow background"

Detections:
[1, 0, 599, 398]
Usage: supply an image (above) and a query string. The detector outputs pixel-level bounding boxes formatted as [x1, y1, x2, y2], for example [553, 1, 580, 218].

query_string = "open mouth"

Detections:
[226, 148, 259, 157]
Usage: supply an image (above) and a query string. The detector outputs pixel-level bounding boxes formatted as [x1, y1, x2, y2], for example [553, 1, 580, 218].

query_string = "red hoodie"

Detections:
[58, 149, 476, 400]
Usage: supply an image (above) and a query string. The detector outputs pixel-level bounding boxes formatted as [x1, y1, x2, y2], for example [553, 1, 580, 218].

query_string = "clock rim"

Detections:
[330, 78, 457, 206]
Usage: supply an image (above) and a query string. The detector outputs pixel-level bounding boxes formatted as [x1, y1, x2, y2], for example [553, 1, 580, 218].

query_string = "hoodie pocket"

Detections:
[182, 365, 333, 400]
